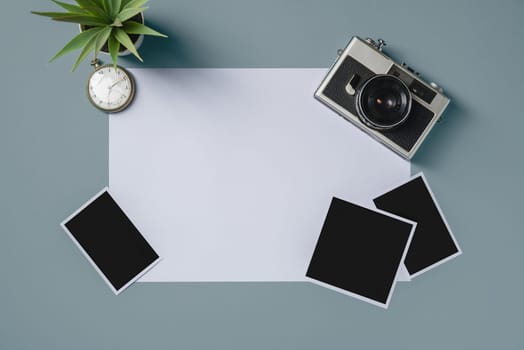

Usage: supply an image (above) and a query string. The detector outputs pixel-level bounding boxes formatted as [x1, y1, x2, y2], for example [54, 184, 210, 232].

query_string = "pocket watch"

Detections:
[87, 59, 135, 113]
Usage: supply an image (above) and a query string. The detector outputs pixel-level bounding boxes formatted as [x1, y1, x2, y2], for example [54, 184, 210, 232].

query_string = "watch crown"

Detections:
[90, 58, 101, 69]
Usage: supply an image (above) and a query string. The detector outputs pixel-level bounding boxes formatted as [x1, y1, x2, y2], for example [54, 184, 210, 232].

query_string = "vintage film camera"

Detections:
[315, 36, 450, 159]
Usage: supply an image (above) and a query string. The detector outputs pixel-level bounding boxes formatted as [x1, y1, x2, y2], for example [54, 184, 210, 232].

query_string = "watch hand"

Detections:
[110, 77, 126, 89]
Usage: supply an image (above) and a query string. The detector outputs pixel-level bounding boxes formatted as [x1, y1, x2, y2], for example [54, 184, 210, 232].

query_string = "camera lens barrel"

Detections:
[356, 74, 412, 130]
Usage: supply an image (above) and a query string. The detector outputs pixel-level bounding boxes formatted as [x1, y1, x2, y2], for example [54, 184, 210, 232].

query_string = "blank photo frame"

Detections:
[306, 197, 416, 308]
[373, 173, 461, 278]
[61, 188, 160, 295]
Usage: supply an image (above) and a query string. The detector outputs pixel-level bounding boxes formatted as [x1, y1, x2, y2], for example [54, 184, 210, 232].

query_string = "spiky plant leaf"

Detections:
[122, 0, 148, 11]
[123, 21, 167, 37]
[107, 35, 120, 69]
[51, 0, 87, 13]
[74, 0, 101, 11]
[103, 0, 112, 16]
[114, 28, 143, 61]
[94, 26, 112, 58]
[52, 14, 110, 26]
[79, 6, 111, 21]
[31, 11, 83, 18]
[112, 0, 122, 15]
[72, 27, 104, 71]
[87, 0, 105, 7]
[117, 7, 147, 23]
[49, 27, 102, 62]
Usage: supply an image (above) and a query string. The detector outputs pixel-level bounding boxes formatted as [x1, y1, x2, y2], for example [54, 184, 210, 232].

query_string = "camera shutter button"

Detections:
[430, 82, 444, 94]
[365, 38, 386, 51]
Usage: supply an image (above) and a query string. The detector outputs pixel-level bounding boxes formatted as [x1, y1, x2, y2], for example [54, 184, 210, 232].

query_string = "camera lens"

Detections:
[356, 75, 412, 130]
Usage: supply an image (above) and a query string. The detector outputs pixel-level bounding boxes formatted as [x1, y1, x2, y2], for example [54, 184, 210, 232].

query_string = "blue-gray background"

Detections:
[2, 0, 522, 348]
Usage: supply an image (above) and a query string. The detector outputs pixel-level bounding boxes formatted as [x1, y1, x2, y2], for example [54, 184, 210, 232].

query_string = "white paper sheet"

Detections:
[109, 69, 410, 282]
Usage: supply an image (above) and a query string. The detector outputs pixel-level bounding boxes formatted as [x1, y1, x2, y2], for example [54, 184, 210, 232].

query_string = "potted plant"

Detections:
[32, 0, 167, 71]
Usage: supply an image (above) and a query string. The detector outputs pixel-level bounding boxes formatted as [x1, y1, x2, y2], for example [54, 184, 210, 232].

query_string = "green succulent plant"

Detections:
[32, 0, 167, 71]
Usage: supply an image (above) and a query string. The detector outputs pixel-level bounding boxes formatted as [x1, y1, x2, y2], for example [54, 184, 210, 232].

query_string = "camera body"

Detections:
[315, 36, 450, 159]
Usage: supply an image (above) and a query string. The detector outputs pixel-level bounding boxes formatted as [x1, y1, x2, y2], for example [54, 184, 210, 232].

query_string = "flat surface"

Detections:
[109, 68, 408, 281]
[2, 0, 524, 349]
[306, 197, 414, 307]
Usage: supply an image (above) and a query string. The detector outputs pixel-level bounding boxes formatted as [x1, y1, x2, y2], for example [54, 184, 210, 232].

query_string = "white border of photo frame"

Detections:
[60, 187, 161, 295]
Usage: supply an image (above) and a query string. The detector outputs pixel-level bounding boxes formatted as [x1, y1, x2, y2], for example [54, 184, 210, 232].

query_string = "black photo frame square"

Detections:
[373, 173, 461, 278]
[306, 197, 416, 308]
[61, 188, 161, 295]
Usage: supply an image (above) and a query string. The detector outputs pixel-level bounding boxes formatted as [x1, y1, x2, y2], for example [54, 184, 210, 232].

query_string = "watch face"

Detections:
[87, 65, 134, 112]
